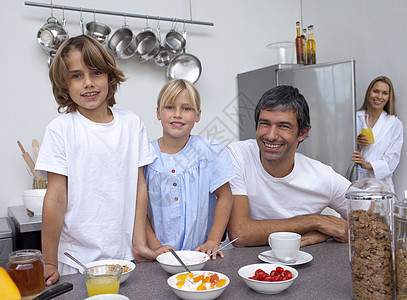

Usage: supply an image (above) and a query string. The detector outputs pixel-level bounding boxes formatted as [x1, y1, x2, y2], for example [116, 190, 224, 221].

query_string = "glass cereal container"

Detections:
[394, 193, 407, 299]
[346, 178, 394, 300]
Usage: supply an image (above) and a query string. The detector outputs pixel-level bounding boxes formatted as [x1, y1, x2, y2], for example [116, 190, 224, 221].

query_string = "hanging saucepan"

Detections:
[153, 21, 170, 67]
[107, 26, 137, 59]
[154, 46, 171, 67]
[86, 19, 111, 44]
[166, 51, 202, 83]
[164, 21, 186, 54]
[37, 17, 69, 55]
[135, 21, 160, 62]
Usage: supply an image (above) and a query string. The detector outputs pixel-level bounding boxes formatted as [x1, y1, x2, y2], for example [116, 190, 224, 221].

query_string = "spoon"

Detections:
[169, 248, 191, 273]
[64, 252, 89, 272]
[208, 237, 238, 257]
[259, 253, 297, 264]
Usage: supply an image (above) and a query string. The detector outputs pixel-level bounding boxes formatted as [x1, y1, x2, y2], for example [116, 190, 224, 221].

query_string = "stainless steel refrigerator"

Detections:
[237, 60, 357, 180]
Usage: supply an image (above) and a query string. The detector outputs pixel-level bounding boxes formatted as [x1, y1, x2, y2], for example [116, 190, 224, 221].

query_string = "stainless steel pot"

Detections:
[154, 46, 171, 67]
[153, 23, 170, 67]
[164, 28, 186, 54]
[166, 52, 202, 83]
[86, 21, 111, 44]
[37, 17, 69, 55]
[135, 27, 160, 62]
[107, 26, 137, 59]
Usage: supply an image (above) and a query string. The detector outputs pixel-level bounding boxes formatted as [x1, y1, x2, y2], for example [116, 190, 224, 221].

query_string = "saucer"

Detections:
[258, 250, 313, 266]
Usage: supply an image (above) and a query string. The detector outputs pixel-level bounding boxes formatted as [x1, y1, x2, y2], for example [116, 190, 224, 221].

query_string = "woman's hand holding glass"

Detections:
[357, 133, 371, 150]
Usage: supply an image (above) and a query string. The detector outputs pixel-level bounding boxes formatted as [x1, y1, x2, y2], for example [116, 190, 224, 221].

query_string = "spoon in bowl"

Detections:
[64, 252, 89, 273]
[169, 248, 191, 273]
[208, 237, 239, 258]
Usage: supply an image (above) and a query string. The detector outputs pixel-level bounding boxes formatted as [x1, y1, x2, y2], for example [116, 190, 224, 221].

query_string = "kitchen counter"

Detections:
[52, 240, 352, 299]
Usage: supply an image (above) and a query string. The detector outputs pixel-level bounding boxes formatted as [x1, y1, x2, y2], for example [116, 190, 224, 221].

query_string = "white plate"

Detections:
[258, 250, 313, 266]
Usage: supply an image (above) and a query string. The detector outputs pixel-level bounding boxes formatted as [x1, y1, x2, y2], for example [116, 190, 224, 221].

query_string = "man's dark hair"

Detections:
[254, 85, 311, 136]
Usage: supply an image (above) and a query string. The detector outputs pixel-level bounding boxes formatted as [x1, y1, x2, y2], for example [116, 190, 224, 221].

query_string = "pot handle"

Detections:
[62, 7, 66, 27]
[79, 10, 84, 34]
[156, 18, 162, 43]
[46, 16, 58, 24]
[182, 21, 187, 40]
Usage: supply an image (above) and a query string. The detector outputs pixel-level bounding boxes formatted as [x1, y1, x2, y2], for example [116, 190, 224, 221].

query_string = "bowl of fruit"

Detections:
[167, 270, 229, 300]
[238, 263, 298, 294]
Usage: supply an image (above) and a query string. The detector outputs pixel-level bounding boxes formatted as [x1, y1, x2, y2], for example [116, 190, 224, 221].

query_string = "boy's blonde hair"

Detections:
[157, 79, 201, 112]
[49, 35, 126, 113]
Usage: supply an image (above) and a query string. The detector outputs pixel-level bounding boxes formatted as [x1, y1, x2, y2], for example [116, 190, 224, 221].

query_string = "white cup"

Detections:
[268, 232, 301, 263]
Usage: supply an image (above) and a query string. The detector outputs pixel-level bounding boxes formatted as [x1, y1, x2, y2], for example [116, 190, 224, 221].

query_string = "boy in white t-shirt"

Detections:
[227, 85, 350, 248]
[35, 35, 157, 285]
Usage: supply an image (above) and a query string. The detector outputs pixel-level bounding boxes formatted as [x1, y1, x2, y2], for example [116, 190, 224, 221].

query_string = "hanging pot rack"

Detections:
[24, 1, 214, 26]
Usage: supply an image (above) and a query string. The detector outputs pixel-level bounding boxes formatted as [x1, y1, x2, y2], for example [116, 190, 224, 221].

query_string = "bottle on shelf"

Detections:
[306, 25, 316, 64]
[302, 28, 307, 65]
[295, 21, 305, 64]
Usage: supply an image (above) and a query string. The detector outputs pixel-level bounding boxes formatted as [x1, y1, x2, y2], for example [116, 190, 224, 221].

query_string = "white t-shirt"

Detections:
[35, 107, 157, 268]
[227, 139, 350, 220]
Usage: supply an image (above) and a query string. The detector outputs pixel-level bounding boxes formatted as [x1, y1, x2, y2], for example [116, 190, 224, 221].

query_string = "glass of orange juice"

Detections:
[83, 265, 122, 296]
[361, 128, 375, 144]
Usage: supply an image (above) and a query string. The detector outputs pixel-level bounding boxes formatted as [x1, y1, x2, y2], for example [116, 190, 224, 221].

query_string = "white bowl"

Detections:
[22, 189, 46, 215]
[156, 251, 209, 274]
[238, 263, 298, 294]
[167, 270, 229, 300]
[79, 259, 135, 283]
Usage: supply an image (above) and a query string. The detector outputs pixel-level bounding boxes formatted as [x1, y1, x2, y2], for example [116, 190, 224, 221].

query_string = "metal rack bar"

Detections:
[24, 1, 214, 26]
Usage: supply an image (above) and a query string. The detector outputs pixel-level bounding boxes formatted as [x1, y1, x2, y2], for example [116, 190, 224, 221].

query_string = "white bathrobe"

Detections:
[357, 110, 404, 192]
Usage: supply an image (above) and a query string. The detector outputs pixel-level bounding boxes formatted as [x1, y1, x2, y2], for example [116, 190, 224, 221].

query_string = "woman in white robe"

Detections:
[351, 76, 403, 192]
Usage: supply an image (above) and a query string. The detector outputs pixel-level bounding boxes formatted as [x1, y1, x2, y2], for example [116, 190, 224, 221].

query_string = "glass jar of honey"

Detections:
[6, 249, 45, 296]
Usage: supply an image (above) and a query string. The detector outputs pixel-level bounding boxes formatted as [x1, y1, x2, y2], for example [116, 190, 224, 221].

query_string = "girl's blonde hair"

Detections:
[359, 76, 396, 115]
[49, 35, 126, 113]
[157, 79, 201, 112]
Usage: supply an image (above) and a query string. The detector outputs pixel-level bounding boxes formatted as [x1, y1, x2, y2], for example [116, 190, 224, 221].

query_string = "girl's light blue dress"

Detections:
[145, 135, 235, 250]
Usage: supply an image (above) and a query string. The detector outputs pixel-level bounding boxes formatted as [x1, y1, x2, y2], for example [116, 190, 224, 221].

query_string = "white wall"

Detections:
[1, 0, 406, 217]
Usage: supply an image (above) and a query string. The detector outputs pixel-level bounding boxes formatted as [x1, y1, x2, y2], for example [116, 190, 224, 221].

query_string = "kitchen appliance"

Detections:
[0, 218, 13, 268]
[237, 60, 356, 180]
[8, 206, 42, 251]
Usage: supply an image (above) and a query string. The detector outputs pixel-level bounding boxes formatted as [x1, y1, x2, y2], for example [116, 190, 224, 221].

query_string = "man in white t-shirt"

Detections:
[227, 85, 351, 247]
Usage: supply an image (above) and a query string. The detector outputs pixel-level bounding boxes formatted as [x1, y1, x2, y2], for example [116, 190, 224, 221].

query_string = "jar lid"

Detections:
[8, 249, 42, 263]
[345, 178, 393, 200]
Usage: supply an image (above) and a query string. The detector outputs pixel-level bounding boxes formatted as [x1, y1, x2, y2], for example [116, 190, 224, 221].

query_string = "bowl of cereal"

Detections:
[167, 270, 229, 300]
[79, 259, 135, 283]
[156, 251, 209, 274]
[238, 263, 298, 294]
